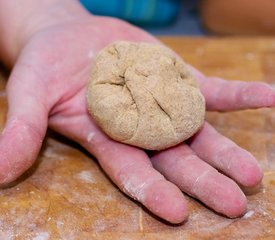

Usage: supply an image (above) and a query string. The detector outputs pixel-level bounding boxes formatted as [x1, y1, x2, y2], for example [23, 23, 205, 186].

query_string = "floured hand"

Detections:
[0, 0, 274, 224]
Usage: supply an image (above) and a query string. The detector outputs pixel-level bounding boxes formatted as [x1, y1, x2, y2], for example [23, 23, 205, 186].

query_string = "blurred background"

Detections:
[80, 0, 275, 36]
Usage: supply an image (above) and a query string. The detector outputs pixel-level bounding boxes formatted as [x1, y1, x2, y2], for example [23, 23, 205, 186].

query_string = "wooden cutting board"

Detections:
[0, 37, 274, 239]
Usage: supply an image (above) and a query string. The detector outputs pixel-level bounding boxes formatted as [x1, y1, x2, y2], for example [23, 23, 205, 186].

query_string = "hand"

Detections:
[1, 6, 274, 224]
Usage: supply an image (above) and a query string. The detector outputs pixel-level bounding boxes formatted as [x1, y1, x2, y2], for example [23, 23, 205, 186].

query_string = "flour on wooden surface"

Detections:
[243, 210, 255, 219]
[43, 146, 65, 160]
[244, 52, 256, 61]
[32, 232, 50, 240]
[92, 219, 107, 233]
[77, 170, 96, 184]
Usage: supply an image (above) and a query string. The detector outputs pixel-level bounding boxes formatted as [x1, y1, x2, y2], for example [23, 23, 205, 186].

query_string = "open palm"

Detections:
[1, 15, 274, 223]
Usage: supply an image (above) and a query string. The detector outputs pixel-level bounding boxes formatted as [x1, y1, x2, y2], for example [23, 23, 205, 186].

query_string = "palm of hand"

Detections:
[2, 16, 273, 223]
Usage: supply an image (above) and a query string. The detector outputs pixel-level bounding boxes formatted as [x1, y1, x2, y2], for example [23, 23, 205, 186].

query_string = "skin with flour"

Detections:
[0, 0, 275, 224]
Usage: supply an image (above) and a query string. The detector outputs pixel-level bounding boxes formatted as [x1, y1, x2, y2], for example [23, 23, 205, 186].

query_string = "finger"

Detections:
[189, 122, 263, 187]
[151, 144, 247, 218]
[190, 66, 275, 111]
[0, 63, 49, 185]
[62, 116, 188, 224]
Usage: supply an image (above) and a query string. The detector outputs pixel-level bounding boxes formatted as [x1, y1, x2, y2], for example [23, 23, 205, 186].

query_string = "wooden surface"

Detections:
[0, 37, 275, 239]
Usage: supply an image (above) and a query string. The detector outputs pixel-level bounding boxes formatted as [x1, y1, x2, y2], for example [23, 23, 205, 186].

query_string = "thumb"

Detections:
[0, 63, 49, 185]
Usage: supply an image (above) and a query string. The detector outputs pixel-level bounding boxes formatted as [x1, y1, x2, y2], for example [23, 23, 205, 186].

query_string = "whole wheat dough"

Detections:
[87, 41, 205, 150]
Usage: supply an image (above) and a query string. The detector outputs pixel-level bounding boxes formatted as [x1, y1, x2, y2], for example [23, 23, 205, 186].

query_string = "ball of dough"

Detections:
[87, 41, 205, 150]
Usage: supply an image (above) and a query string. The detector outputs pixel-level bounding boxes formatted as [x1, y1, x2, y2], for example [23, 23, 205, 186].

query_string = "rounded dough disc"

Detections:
[87, 41, 205, 150]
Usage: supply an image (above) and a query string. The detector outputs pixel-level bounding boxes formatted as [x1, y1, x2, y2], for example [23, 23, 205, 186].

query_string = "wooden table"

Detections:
[0, 37, 274, 239]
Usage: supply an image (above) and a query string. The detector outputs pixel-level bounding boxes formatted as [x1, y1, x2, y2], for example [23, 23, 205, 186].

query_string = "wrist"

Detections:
[0, 0, 90, 67]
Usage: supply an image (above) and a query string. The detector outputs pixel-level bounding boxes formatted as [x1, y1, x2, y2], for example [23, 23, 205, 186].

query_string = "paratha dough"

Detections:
[87, 41, 205, 150]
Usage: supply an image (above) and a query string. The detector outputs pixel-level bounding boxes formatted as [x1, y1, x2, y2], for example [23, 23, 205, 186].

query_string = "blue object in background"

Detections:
[144, 0, 206, 36]
[80, 0, 180, 26]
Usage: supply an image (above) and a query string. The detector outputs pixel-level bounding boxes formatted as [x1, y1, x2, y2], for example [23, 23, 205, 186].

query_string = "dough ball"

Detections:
[87, 41, 205, 150]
